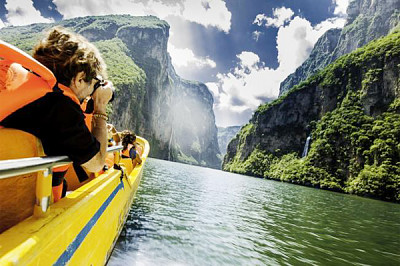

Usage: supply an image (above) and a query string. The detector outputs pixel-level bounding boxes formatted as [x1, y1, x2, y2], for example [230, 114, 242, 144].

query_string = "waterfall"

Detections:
[168, 126, 174, 161]
[302, 136, 311, 158]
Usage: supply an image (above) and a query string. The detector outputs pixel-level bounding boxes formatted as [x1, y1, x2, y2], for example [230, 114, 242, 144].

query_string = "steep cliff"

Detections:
[0, 15, 221, 168]
[279, 0, 400, 95]
[279, 28, 341, 94]
[111, 16, 221, 168]
[218, 126, 241, 156]
[223, 31, 400, 201]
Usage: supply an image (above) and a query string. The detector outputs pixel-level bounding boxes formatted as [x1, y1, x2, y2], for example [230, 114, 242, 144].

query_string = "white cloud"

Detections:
[206, 82, 219, 98]
[236, 52, 260, 69]
[0, 19, 5, 28]
[209, 51, 287, 126]
[53, 0, 231, 33]
[253, 14, 267, 26]
[277, 12, 347, 74]
[53, 0, 147, 17]
[181, 0, 231, 32]
[5, 0, 54, 26]
[333, 0, 350, 16]
[252, 30, 262, 41]
[253, 7, 294, 28]
[315, 16, 346, 32]
[168, 43, 216, 69]
[276, 16, 346, 74]
[217, 52, 286, 104]
[213, 4, 349, 126]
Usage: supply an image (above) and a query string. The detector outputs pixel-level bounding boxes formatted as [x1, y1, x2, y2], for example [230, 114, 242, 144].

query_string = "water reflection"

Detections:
[109, 158, 400, 265]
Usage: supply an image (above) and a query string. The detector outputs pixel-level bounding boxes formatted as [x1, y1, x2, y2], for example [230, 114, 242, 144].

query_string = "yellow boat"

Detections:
[0, 129, 149, 265]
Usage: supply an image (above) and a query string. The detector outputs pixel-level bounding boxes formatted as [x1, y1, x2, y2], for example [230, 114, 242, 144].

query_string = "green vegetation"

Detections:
[224, 30, 400, 202]
[94, 38, 147, 118]
[227, 92, 400, 201]
[190, 141, 201, 154]
[95, 38, 146, 92]
[0, 15, 223, 168]
[257, 73, 321, 115]
[0, 15, 168, 54]
[177, 151, 199, 166]
[0, 20, 149, 120]
[217, 126, 241, 155]
[0, 24, 48, 54]
[223, 123, 255, 172]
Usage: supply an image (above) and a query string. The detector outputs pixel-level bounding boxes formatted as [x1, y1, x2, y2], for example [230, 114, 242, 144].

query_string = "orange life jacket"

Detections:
[122, 144, 134, 158]
[0, 40, 80, 122]
[135, 143, 143, 156]
[80, 97, 93, 131]
[0, 41, 81, 175]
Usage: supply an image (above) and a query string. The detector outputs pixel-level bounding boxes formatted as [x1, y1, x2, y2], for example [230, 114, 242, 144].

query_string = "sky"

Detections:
[0, 0, 350, 127]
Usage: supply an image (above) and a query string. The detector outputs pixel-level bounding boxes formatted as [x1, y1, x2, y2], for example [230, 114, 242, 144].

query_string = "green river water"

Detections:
[108, 158, 400, 265]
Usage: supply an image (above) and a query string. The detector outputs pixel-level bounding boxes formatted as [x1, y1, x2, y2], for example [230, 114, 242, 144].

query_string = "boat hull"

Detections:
[0, 137, 149, 265]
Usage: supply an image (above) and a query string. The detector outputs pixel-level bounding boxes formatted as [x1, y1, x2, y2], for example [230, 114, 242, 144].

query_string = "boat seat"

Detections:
[64, 163, 95, 191]
[0, 128, 44, 233]
[120, 158, 133, 174]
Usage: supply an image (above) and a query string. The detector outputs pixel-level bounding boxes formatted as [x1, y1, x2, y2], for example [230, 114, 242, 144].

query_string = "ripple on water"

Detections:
[109, 158, 400, 266]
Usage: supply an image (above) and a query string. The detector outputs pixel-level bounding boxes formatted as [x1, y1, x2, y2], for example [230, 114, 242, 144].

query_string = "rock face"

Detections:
[279, 28, 341, 94]
[223, 30, 400, 201]
[279, 0, 400, 95]
[112, 17, 221, 168]
[223, 0, 400, 201]
[335, 0, 400, 61]
[226, 32, 400, 164]
[0, 15, 221, 169]
[217, 126, 241, 156]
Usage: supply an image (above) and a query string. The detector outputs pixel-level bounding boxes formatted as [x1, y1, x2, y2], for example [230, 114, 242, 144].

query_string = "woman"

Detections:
[121, 130, 142, 168]
[0, 26, 114, 201]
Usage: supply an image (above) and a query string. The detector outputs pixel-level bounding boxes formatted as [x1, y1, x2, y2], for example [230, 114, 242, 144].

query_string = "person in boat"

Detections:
[107, 123, 121, 147]
[0, 27, 114, 201]
[100, 124, 121, 172]
[121, 130, 142, 167]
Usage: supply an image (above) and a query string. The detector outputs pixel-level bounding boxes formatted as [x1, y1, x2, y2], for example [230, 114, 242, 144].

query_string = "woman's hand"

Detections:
[93, 80, 114, 113]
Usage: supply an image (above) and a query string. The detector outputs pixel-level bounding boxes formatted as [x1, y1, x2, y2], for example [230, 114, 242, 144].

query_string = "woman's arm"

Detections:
[135, 152, 142, 164]
[81, 82, 113, 172]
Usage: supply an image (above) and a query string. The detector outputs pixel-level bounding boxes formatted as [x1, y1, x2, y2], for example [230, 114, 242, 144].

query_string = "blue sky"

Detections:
[0, 0, 349, 127]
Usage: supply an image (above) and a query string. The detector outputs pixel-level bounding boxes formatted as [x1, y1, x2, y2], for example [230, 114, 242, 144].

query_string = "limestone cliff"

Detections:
[279, 0, 400, 95]
[111, 16, 221, 168]
[0, 15, 221, 168]
[218, 126, 241, 156]
[223, 31, 400, 201]
[279, 28, 341, 94]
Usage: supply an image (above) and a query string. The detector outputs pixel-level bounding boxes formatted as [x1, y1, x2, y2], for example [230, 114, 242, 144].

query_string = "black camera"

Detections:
[92, 76, 115, 102]
[84, 76, 114, 114]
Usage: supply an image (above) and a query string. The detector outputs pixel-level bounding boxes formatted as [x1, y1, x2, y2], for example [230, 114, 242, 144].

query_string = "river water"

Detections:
[108, 158, 400, 265]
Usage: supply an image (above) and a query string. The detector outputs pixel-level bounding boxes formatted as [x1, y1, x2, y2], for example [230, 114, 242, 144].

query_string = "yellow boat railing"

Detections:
[0, 145, 123, 218]
[0, 156, 70, 180]
[0, 145, 123, 179]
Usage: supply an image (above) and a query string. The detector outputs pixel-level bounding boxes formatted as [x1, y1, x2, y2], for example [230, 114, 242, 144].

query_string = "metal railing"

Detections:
[0, 145, 123, 180]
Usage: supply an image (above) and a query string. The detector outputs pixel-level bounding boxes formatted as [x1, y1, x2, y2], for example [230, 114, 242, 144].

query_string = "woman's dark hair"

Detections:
[121, 130, 136, 150]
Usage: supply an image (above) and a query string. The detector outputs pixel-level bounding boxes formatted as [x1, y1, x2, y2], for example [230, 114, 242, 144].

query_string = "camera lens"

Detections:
[90, 76, 114, 103]
[91, 79, 102, 97]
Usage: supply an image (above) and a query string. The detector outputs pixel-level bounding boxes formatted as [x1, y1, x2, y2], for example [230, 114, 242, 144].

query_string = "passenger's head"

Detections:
[33, 26, 107, 100]
[121, 130, 136, 150]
